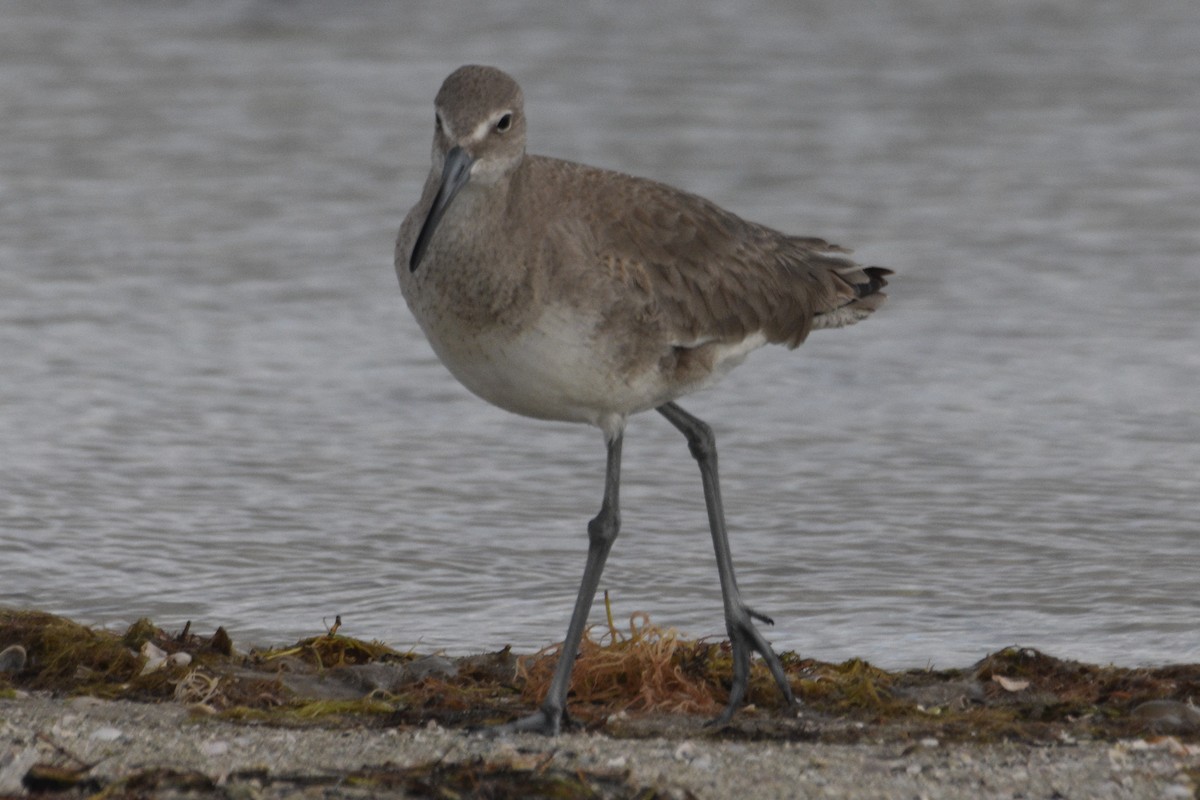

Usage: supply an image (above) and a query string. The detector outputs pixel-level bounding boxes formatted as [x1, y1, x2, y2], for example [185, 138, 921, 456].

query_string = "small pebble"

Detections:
[202, 740, 230, 756]
[672, 742, 697, 762]
[90, 726, 123, 742]
[140, 642, 168, 675]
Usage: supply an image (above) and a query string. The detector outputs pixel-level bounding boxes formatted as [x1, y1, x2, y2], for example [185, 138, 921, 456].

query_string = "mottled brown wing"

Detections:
[566, 164, 888, 349]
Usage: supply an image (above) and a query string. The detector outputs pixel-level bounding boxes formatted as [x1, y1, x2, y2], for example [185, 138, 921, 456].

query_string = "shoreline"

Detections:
[2, 609, 1198, 797]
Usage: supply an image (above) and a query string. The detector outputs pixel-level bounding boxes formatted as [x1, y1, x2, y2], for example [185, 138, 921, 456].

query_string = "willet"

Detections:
[395, 65, 891, 735]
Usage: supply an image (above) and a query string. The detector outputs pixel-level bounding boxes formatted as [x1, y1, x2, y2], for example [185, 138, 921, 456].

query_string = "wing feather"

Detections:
[526, 156, 890, 349]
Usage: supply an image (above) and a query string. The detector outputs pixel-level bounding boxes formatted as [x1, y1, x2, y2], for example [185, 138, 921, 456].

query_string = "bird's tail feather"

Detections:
[813, 266, 892, 330]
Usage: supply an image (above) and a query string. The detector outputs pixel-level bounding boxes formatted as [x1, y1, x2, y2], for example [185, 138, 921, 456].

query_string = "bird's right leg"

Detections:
[657, 401, 797, 725]
[490, 431, 623, 736]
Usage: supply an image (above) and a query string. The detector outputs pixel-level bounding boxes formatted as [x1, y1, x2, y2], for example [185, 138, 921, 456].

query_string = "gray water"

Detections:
[2, 0, 1197, 669]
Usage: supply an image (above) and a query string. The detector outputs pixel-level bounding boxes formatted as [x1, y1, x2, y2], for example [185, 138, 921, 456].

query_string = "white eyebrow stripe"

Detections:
[468, 110, 511, 143]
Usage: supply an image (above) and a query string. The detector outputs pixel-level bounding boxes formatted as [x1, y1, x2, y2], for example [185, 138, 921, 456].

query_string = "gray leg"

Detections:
[656, 401, 797, 725]
[493, 431, 624, 736]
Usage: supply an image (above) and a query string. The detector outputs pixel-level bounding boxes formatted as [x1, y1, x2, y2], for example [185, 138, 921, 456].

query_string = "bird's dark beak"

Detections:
[410, 146, 475, 272]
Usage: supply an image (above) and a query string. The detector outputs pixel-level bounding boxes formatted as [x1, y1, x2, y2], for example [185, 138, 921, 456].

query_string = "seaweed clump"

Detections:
[515, 594, 913, 727]
[518, 607, 724, 719]
[2, 607, 1198, 745]
[0, 610, 210, 699]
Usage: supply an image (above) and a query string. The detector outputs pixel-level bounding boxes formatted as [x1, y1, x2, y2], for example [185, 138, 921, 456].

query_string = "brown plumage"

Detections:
[512, 154, 889, 349]
[394, 65, 892, 736]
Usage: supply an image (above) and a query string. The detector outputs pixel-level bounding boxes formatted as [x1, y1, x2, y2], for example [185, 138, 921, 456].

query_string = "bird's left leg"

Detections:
[656, 401, 797, 725]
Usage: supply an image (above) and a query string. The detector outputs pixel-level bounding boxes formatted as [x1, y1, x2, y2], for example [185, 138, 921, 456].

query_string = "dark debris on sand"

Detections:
[2, 608, 1198, 798]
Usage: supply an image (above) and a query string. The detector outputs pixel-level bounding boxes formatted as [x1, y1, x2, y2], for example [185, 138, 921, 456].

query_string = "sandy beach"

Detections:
[0, 693, 1196, 799]
[2, 609, 1199, 798]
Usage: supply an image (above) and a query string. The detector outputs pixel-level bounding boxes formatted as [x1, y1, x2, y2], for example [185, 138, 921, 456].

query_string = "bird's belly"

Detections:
[420, 305, 670, 429]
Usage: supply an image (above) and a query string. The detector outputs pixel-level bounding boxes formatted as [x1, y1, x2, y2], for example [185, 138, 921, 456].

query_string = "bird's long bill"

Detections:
[409, 146, 475, 272]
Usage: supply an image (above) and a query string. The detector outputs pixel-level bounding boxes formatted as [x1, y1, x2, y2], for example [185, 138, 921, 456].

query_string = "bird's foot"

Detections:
[707, 604, 798, 727]
[483, 706, 566, 737]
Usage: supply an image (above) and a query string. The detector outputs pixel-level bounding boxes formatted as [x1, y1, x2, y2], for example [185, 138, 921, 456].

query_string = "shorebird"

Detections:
[395, 65, 891, 735]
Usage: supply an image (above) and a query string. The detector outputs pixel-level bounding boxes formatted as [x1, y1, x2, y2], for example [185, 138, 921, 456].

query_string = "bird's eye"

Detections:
[435, 113, 443, 133]
[495, 112, 513, 133]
